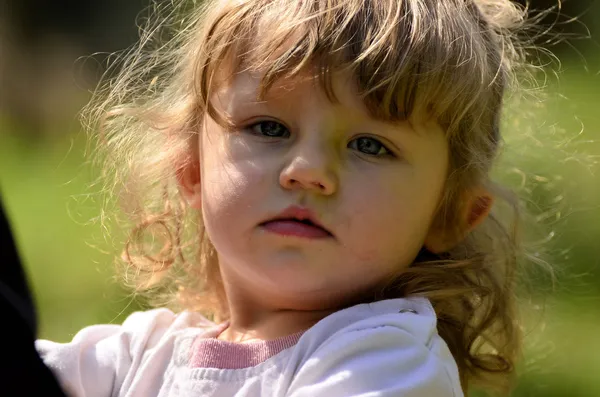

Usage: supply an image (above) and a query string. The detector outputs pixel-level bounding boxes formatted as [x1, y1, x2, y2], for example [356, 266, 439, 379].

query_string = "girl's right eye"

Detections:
[248, 121, 290, 138]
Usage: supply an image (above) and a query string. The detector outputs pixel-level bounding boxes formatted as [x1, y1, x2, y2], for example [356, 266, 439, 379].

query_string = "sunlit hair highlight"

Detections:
[84, 0, 549, 395]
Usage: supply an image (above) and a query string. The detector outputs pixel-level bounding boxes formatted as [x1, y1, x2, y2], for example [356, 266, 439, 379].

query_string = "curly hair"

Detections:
[84, 0, 552, 394]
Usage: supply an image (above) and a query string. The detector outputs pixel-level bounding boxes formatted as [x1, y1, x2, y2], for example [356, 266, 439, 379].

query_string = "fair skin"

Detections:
[179, 70, 492, 343]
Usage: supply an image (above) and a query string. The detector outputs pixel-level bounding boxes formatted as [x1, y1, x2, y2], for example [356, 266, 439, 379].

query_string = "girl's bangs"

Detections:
[197, 0, 508, 132]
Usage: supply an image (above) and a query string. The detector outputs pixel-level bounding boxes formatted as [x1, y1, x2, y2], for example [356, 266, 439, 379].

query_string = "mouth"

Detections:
[260, 206, 333, 239]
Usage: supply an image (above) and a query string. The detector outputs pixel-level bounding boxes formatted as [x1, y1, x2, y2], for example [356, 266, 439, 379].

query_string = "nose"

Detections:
[279, 145, 338, 196]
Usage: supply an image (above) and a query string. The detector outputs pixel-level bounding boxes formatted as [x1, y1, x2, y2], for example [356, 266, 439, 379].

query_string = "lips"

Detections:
[260, 206, 333, 239]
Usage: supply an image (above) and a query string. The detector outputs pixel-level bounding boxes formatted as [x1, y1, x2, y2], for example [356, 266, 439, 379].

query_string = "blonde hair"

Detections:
[86, 0, 547, 394]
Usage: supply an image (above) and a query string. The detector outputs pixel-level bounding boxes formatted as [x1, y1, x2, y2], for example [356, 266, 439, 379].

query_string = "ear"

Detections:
[424, 187, 494, 254]
[175, 142, 202, 209]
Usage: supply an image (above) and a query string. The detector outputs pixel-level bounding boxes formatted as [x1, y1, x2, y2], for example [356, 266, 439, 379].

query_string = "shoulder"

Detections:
[36, 308, 214, 397]
[286, 298, 463, 397]
[116, 307, 215, 350]
[37, 308, 211, 360]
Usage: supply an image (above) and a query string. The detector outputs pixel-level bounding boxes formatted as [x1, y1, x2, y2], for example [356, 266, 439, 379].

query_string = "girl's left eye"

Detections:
[348, 137, 393, 157]
[249, 121, 290, 138]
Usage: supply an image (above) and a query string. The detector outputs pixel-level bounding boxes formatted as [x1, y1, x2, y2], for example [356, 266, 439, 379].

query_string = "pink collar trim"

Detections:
[189, 323, 304, 369]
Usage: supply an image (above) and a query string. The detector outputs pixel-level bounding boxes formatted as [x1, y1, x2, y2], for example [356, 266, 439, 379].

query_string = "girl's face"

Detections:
[195, 71, 449, 311]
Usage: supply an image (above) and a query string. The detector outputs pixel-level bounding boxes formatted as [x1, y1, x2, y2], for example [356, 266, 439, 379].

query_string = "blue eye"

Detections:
[348, 137, 393, 157]
[249, 121, 290, 138]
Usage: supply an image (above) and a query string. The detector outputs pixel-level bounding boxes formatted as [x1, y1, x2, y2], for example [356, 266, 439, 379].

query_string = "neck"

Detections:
[217, 307, 333, 343]
[214, 257, 380, 343]
[216, 272, 337, 343]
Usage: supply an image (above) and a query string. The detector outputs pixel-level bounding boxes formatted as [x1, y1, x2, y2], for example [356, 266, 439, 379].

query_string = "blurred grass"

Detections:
[0, 125, 137, 341]
[0, 63, 599, 396]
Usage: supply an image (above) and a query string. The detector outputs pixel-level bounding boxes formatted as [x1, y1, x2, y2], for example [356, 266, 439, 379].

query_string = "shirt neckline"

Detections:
[188, 324, 304, 370]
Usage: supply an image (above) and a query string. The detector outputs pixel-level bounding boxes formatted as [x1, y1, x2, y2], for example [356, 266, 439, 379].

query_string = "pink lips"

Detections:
[260, 206, 332, 239]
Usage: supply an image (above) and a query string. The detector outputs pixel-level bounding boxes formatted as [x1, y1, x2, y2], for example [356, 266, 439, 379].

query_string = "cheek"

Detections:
[200, 132, 272, 226]
[340, 173, 439, 263]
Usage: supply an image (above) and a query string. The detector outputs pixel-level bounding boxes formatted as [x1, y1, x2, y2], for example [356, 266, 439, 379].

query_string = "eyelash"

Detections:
[247, 120, 290, 138]
[246, 120, 396, 158]
[347, 136, 395, 158]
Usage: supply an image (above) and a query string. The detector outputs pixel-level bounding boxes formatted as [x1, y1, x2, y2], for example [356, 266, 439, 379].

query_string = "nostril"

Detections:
[283, 178, 298, 188]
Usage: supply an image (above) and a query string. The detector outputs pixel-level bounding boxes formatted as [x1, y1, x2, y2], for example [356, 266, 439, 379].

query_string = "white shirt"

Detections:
[36, 297, 463, 397]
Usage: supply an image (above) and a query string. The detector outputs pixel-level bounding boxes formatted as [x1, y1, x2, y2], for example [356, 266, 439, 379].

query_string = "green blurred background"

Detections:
[0, 1, 599, 396]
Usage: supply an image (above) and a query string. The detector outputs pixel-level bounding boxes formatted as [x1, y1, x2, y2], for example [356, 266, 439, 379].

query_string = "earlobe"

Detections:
[423, 230, 448, 255]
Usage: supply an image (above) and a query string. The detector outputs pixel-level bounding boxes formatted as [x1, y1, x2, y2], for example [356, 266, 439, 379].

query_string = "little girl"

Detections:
[37, 0, 545, 396]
